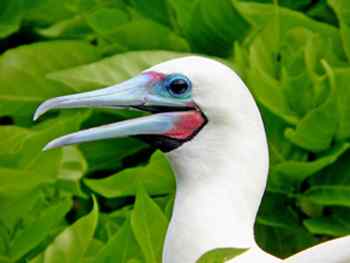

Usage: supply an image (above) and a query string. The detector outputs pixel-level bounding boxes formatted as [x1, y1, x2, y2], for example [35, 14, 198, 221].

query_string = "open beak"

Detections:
[34, 71, 205, 151]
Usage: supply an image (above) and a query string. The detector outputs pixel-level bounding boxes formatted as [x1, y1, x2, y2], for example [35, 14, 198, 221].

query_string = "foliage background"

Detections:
[0, 0, 350, 262]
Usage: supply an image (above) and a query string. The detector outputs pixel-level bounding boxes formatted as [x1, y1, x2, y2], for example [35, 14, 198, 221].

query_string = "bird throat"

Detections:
[161, 107, 269, 263]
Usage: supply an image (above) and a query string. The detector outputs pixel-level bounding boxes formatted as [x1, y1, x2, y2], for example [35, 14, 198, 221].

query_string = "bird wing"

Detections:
[229, 236, 350, 263]
[285, 235, 350, 263]
[228, 245, 282, 263]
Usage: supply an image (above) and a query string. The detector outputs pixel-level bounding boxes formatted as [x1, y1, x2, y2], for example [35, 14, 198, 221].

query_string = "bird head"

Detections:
[34, 56, 269, 260]
[34, 56, 246, 152]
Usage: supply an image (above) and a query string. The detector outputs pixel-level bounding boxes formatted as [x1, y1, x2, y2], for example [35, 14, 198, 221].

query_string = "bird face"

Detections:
[34, 57, 216, 152]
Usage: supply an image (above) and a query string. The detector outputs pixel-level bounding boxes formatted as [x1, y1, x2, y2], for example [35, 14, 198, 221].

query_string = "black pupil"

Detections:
[169, 79, 188, 95]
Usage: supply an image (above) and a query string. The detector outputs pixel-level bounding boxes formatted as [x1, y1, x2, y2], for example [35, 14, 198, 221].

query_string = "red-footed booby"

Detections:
[34, 57, 350, 263]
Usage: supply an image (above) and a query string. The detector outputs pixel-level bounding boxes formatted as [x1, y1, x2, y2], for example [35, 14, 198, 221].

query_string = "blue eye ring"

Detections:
[163, 74, 192, 98]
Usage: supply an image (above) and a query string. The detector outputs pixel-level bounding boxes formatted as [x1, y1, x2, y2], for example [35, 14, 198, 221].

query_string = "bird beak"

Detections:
[34, 71, 205, 151]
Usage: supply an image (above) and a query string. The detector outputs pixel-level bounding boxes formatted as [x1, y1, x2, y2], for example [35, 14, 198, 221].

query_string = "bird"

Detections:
[34, 56, 350, 263]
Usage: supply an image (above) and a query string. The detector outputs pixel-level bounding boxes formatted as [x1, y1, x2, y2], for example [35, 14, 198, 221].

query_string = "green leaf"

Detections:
[72, 109, 149, 173]
[246, 20, 299, 124]
[31, 197, 98, 263]
[86, 8, 129, 35]
[131, 184, 168, 263]
[0, 168, 46, 197]
[23, 0, 73, 24]
[328, 0, 350, 61]
[164, 194, 174, 220]
[56, 146, 88, 197]
[0, 188, 45, 230]
[0, 41, 100, 124]
[305, 148, 350, 206]
[64, 0, 99, 13]
[0, 0, 23, 38]
[285, 62, 338, 152]
[238, 2, 340, 40]
[256, 192, 299, 229]
[167, 0, 196, 33]
[307, 0, 338, 25]
[0, 111, 89, 167]
[37, 16, 92, 39]
[0, 184, 75, 261]
[304, 186, 350, 206]
[24, 113, 89, 168]
[304, 32, 344, 79]
[99, 19, 189, 53]
[85, 151, 175, 198]
[48, 50, 186, 91]
[130, 0, 170, 26]
[304, 207, 350, 237]
[255, 222, 316, 258]
[242, 2, 344, 128]
[279, 0, 311, 10]
[284, 101, 337, 152]
[0, 112, 89, 197]
[79, 135, 147, 173]
[260, 106, 305, 166]
[331, 67, 350, 140]
[83, 239, 104, 261]
[269, 143, 350, 192]
[256, 193, 320, 257]
[280, 28, 317, 117]
[170, 0, 251, 56]
[196, 247, 248, 263]
[247, 60, 298, 125]
[239, 0, 312, 10]
[256, 193, 317, 258]
[91, 218, 142, 263]
[232, 42, 249, 79]
[10, 198, 72, 261]
[0, 125, 29, 164]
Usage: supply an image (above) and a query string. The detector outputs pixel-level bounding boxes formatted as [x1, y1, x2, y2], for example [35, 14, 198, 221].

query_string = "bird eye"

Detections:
[164, 74, 192, 98]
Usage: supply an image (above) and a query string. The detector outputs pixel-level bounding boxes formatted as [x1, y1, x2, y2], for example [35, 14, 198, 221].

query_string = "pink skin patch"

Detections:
[164, 111, 206, 140]
[144, 71, 166, 82]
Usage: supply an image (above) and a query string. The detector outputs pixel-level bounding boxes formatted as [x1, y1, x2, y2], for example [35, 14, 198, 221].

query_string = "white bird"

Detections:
[34, 56, 350, 263]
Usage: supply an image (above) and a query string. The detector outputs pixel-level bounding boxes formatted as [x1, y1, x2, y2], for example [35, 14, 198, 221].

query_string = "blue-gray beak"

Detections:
[34, 71, 205, 151]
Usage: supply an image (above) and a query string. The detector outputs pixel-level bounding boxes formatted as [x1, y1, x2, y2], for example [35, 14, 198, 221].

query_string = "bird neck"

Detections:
[163, 105, 269, 263]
